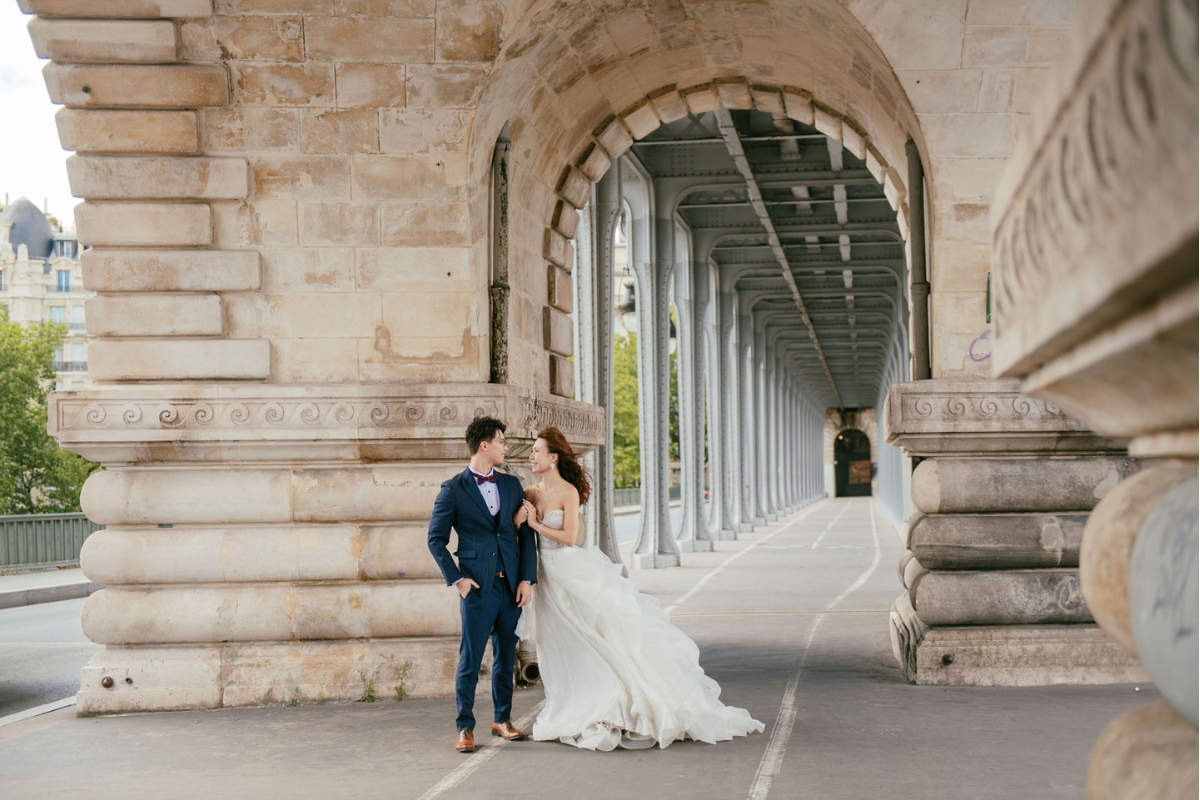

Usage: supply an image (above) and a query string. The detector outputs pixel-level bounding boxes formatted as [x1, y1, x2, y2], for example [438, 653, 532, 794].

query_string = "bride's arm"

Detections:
[526, 500, 577, 546]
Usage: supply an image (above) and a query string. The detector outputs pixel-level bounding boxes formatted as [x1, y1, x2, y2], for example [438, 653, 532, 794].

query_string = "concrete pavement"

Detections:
[0, 499, 1153, 799]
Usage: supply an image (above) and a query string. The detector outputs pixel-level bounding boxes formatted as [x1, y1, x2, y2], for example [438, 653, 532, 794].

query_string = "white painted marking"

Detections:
[809, 500, 853, 549]
[0, 695, 76, 728]
[663, 500, 829, 615]
[747, 499, 883, 800]
[415, 701, 546, 800]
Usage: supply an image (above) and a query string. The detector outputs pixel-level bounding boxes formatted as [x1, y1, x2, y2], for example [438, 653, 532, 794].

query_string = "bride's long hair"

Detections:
[537, 426, 591, 506]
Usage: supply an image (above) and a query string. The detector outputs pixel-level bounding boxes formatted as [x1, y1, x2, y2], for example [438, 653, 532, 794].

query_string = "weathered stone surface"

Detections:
[334, 63, 406, 108]
[83, 249, 260, 293]
[76, 638, 461, 714]
[714, 78, 752, 109]
[910, 625, 1148, 686]
[49, 384, 606, 465]
[306, 17, 434, 63]
[543, 228, 567, 268]
[67, 155, 249, 200]
[1087, 701, 1199, 800]
[405, 64, 487, 108]
[381, 202, 469, 246]
[299, 202, 378, 246]
[200, 16, 304, 62]
[251, 155, 350, 198]
[885, 379, 1128, 457]
[75, 203, 213, 247]
[543, 306, 573, 357]
[556, 165, 591, 209]
[1080, 464, 1198, 658]
[911, 457, 1137, 514]
[435, 0, 503, 62]
[202, 108, 300, 152]
[88, 339, 271, 382]
[18, 0, 211, 16]
[907, 512, 1087, 569]
[595, 117, 633, 159]
[82, 582, 459, 644]
[549, 354, 574, 398]
[56, 109, 198, 154]
[1129, 478, 1199, 725]
[44, 64, 228, 109]
[547, 264, 572, 314]
[86, 294, 222, 337]
[911, 568, 1090, 626]
[551, 199, 579, 238]
[991, 0, 1199, 382]
[621, 101, 660, 140]
[232, 63, 334, 107]
[28, 18, 177, 63]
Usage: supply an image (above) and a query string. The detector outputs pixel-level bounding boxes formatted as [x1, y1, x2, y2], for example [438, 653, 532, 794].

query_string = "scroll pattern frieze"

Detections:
[54, 390, 606, 447]
[58, 398, 502, 435]
[992, 0, 1198, 342]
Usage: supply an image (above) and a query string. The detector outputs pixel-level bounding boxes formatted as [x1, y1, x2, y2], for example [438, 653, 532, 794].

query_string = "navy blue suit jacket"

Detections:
[427, 467, 537, 594]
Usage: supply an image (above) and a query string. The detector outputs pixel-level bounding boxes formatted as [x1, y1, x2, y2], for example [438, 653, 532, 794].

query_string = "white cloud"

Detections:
[0, 7, 76, 231]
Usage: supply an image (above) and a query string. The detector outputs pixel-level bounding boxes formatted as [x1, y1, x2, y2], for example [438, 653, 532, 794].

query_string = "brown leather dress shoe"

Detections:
[491, 720, 526, 740]
[455, 729, 475, 753]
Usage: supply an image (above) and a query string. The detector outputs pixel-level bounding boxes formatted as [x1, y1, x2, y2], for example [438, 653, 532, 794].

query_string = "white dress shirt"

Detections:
[470, 468, 500, 516]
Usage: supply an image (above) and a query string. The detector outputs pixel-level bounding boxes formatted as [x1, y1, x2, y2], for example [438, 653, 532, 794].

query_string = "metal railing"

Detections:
[0, 512, 103, 569]
[51, 361, 88, 372]
[612, 486, 682, 507]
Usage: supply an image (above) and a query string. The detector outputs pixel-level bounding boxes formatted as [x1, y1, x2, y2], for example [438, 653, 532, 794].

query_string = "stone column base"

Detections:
[77, 637, 463, 715]
[892, 621, 1148, 687]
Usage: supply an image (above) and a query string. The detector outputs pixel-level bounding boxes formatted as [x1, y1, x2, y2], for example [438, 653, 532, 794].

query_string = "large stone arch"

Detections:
[463, 0, 929, 395]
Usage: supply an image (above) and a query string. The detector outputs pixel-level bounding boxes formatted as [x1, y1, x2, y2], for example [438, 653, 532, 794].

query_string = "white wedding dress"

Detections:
[515, 510, 765, 751]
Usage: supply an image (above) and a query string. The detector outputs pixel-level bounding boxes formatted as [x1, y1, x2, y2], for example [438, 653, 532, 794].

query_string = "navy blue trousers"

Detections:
[455, 573, 521, 731]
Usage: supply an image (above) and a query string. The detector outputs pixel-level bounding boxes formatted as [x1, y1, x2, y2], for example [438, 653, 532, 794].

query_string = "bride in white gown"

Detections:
[515, 426, 764, 751]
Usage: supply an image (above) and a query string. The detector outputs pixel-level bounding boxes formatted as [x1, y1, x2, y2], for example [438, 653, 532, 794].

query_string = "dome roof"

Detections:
[0, 197, 54, 261]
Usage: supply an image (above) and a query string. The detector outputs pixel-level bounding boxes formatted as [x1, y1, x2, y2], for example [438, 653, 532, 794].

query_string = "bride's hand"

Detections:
[523, 500, 540, 527]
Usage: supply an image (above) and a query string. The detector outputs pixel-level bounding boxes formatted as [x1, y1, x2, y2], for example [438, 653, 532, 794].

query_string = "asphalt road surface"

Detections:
[0, 597, 99, 719]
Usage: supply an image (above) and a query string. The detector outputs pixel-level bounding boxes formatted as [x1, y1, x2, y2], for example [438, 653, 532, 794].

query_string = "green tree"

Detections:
[611, 332, 640, 487]
[0, 307, 99, 513]
[610, 329, 682, 488]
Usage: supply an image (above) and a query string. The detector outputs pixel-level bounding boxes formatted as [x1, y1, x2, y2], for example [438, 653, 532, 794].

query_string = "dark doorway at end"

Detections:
[834, 428, 872, 497]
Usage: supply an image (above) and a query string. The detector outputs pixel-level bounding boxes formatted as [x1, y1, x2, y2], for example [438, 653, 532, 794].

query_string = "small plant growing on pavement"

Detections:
[286, 686, 301, 707]
[358, 664, 383, 703]
[393, 660, 414, 701]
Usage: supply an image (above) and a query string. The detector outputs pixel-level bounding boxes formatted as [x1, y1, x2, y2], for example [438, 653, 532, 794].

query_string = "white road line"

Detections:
[809, 500, 853, 549]
[0, 695, 76, 728]
[663, 500, 829, 615]
[747, 499, 883, 800]
[416, 700, 546, 800]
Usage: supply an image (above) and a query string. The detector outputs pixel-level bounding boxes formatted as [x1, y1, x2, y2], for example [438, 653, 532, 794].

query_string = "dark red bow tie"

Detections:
[475, 473, 497, 485]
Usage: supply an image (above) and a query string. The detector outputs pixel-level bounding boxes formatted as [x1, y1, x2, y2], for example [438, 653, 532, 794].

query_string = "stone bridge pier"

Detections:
[17, 10, 1195, 793]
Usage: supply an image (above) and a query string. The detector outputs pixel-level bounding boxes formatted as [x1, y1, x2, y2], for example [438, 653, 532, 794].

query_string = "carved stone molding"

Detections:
[49, 383, 606, 464]
[991, 0, 1198, 378]
[885, 380, 1128, 457]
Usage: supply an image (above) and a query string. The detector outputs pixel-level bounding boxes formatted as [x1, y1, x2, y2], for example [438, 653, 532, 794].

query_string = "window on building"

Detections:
[56, 270, 70, 292]
[71, 381, 83, 388]
[50, 306, 65, 324]
[71, 305, 85, 329]
[0, 269, 5, 291]
[55, 380, 63, 390]
[71, 343, 86, 364]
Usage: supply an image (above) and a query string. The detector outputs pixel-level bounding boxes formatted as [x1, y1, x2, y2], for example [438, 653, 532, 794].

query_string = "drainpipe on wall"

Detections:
[906, 138, 931, 381]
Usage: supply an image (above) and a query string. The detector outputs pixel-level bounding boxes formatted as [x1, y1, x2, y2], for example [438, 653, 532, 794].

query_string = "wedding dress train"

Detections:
[516, 510, 764, 751]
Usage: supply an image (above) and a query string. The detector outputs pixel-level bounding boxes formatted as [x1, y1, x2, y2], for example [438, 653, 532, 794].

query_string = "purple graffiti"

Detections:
[969, 329, 992, 362]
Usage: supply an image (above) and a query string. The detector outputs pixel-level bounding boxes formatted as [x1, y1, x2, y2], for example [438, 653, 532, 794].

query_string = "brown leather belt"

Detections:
[494, 571, 506, 578]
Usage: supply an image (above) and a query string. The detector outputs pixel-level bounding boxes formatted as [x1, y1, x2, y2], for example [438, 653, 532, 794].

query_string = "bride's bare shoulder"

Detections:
[523, 483, 541, 500]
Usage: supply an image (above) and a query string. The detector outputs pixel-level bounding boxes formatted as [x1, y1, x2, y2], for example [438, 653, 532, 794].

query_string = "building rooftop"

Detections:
[0, 197, 55, 261]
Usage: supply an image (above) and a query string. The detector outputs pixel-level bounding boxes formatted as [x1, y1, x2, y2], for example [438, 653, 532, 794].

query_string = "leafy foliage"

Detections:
[610, 331, 680, 489]
[0, 307, 99, 513]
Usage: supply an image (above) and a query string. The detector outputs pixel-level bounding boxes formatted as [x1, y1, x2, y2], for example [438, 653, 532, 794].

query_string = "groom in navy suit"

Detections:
[428, 416, 537, 753]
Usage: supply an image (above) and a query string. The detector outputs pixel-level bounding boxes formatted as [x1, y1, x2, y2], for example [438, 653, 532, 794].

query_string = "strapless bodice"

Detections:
[538, 509, 571, 550]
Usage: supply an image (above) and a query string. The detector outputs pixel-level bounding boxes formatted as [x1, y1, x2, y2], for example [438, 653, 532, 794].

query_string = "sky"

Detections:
[0, 6, 77, 231]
